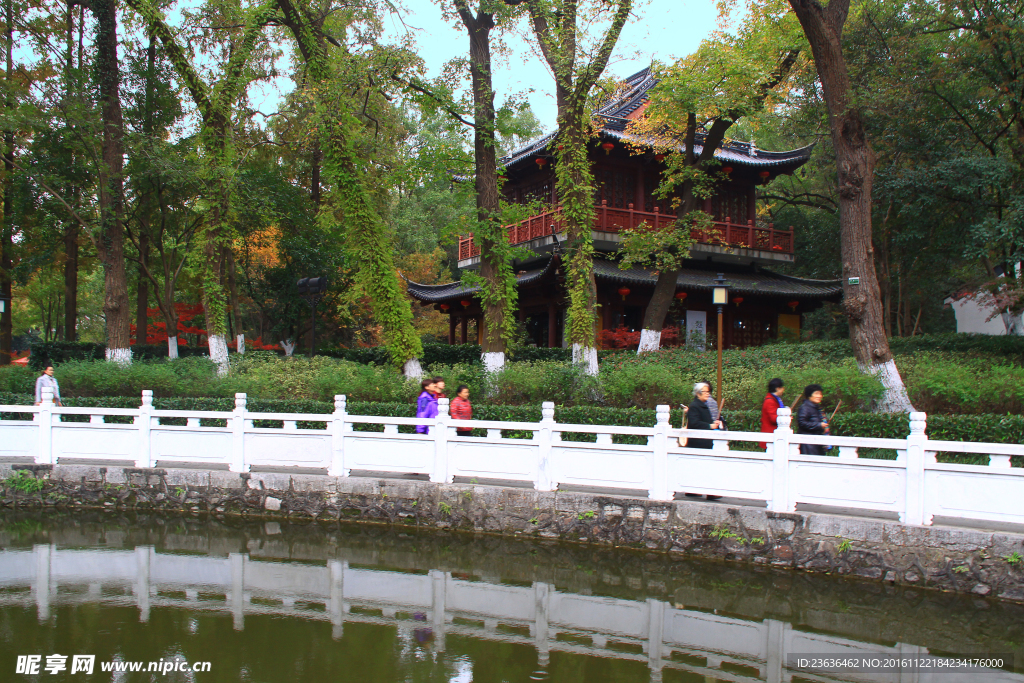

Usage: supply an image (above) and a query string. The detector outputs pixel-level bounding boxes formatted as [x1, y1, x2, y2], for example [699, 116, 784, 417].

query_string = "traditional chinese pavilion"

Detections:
[407, 68, 842, 349]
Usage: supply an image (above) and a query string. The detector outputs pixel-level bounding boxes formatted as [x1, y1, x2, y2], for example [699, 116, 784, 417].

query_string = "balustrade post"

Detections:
[328, 559, 346, 640]
[653, 206, 660, 231]
[134, 546, 151, 623]
[431, 398, 451, 483]
[535, 402, 557, 491]
[35, 388, 55, 465]
[430, 569, 447, 652]
[33, 544, 52, 622]
[903, 412, 930, 526]
[230, 393, 249, 473]
[601, 199, 608, 231]
[649, 406, 671, 501]
[628, 202, 635, 230]
[134, 390, 154, 468]
[768, 408, 794, 512]
[747, 219, 754, 249]
[329, 395, 351, 477]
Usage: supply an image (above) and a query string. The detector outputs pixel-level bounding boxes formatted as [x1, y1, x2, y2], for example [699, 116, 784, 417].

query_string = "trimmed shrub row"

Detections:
[27, 342, 214, 370]
[27, 341, 573, 370]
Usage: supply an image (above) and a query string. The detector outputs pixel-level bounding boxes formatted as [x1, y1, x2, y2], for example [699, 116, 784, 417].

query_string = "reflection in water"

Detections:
[0, 512, 1022, 683]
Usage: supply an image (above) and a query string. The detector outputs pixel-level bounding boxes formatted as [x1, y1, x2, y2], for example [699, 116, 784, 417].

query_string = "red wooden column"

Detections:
[448, 314, 456, 345]
[547, 304, 558, 348]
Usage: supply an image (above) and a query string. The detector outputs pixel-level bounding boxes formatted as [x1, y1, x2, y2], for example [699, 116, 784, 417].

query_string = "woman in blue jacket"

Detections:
[415, 378, 438, 435]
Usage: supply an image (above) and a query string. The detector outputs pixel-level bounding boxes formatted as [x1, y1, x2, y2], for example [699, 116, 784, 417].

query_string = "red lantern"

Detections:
[535, 157, 548, 167]
[733, 297, 744, 306]
[722, 166, 733, 174]
[655, 153, 665, 162]
[460, 300, 471, 307]
[675, 291, 687, 300]
[788, 300, 799, 311]
[439, 303, 450, 311]
[759, 170, 771, 182]
[557, 144, 564, 150]
[602, 142, 615, 154]
[618, 286, 631, 300]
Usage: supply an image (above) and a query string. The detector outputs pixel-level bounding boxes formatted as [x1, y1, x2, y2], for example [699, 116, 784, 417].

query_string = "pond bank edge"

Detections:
[3, 462, 1023, 602]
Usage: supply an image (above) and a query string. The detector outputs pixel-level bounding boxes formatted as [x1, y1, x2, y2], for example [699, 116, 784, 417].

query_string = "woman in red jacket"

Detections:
[759, 378, 786, 449]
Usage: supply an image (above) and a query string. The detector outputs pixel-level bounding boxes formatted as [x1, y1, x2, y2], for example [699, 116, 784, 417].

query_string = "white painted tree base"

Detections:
[167, 336, 179, 360]
[482, 351, 505, 373]
[105, 347, 132, 365]
[236, 334, 245, 355]
[572, 344, 599, 376]
[209, 334, 230, 377]
[637, 328, 661, 354]
[866, 359, 915, 413]
[281, 340, 296, 357]
[403, 358, 424, 379]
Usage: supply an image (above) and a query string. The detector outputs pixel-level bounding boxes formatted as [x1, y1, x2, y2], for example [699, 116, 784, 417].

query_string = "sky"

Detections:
[248, 0, 725, 133]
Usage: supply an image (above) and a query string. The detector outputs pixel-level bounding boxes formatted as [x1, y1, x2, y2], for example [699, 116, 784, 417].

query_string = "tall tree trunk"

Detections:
[276, 0, 423, 376]
[788, 0, 913, 412]
[136, 229, 149, 345]
[525, 0, 633, 375]
[636, 51, 800, 354]
[455, 2, 515, 373]
[63, 2, 79, 343]
[228, 248, 243, 354]
[638, 113, 698, 353]
[0, 0, 13, 364]
[64, 223, 78, 341]
[93, 0, 132, 364]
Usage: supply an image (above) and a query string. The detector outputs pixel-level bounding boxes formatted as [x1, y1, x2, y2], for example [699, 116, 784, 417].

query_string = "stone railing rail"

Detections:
[3, 388, 1023, 527]
[3, 545, 1019, 683]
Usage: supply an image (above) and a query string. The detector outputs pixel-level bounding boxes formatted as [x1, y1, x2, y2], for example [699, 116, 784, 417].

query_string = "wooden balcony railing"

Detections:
[457, 200, 793, 260]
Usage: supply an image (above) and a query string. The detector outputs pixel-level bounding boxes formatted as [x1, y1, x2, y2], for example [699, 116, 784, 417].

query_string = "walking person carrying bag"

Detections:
[677, 404, 689, 447]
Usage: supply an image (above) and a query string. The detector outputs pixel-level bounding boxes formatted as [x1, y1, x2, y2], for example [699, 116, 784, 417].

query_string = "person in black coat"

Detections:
[797, 384, 829, 456]
[686, 382, 721, 450]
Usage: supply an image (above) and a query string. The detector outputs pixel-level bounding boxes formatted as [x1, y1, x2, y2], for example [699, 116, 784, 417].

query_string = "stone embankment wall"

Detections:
[2, 463, 1023, 602]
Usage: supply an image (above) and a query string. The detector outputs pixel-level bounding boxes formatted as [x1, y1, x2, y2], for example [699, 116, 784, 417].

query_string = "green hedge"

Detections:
[28, 341, 214, 370]
[27, 341, 572, 369]
[1, 392, 1020, 464]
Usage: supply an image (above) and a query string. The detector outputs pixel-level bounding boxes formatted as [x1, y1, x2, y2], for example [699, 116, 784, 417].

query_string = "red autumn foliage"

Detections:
[598, 325, 681, 349]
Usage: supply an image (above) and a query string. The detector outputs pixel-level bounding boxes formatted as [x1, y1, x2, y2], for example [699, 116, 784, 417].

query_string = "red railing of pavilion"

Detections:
[457, 200, 794, 260]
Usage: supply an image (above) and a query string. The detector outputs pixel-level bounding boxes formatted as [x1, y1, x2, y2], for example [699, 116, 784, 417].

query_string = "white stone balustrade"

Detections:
[3, 394, 1024, 527]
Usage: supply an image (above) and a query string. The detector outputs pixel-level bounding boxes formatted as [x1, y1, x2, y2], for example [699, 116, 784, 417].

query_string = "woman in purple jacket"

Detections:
[415, 378, 438, 434]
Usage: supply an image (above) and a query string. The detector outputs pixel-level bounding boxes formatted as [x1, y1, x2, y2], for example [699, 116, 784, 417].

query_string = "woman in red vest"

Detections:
[759, 378, 786, 450]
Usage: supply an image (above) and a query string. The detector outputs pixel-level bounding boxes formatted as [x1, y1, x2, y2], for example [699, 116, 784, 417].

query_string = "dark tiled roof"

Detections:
[406, 257, 842, 302]
[592, 260, 842, 298]
[499, 67, 813, 171]
[404, 258, 556, 303]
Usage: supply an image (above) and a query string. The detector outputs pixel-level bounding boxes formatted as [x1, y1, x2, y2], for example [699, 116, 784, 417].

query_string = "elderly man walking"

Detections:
[34, 365, 62, 406]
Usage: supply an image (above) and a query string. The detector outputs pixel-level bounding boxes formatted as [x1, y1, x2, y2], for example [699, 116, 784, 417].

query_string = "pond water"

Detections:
[0, 511, 1021, 683]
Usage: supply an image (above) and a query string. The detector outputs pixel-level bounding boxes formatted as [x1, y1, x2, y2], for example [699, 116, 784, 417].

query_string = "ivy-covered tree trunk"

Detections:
[455, 1, 517, 373]
[557, 105, 599, 374]
[127, 0, 275, 374]
[276, 0, 423, 376]
[525, 0, 633, 375]
[788, 0, 913, 412]
[92, 0, 132, 364]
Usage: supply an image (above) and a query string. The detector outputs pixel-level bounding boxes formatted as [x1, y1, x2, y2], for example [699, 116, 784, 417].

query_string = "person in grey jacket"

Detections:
[34, 366, 62, 406]
[797, 384, 828, 455]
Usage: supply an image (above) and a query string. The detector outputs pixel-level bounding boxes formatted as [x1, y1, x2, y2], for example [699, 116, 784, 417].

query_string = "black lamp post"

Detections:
[712, 273, 730, 406]
[296, 277, 328, 357]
